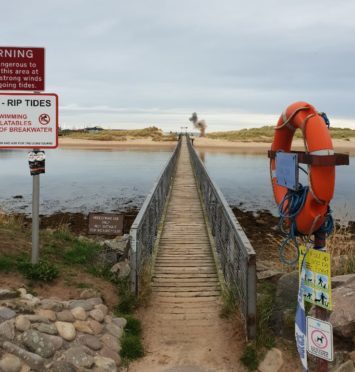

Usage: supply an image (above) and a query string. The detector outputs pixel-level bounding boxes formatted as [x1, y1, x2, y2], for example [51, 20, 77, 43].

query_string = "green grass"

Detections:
[124, 315, 142, 336]
[240, 282, 276, 371]
[120, 334, 144, 360]
[17, 260, 59, 282]
[0, 255, 18, 273]
[240, 344, 259, 372]
[115, 278, 138, 314]
[220, 288, 238, 318]
[256, 282, 276, 349]
[62, 240, 101, 265]
[61, 126, 176, 142]
[208, 126, 355, 142]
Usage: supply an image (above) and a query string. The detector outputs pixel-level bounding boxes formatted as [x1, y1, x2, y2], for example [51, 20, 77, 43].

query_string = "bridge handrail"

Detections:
[130, 139, 182, 294]
[187, 138, 256, 339]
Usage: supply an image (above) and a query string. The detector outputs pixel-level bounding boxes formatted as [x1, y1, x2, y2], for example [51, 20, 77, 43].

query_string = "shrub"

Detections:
[120, 334, 144, 360]
[18, 260, 59, 282]
[0, 256, 17, 273]
[124, 315, 142, 336]
[240, 343, 258, 371]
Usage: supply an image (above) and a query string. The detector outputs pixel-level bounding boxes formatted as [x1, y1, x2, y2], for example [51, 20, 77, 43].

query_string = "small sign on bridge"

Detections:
[89, 213, 124, 235]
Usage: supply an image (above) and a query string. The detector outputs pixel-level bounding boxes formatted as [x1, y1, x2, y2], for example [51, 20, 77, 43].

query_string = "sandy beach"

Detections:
[59, 136, 355, 155]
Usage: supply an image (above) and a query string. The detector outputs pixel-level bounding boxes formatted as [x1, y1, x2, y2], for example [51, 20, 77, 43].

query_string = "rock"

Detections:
[334, 360, 355, 372]
[332, 274, 355, 289]
[68, 300, 93, 311]
[86, 297, 103, 306]
[329, 276, 355, 339]
[93, 356, 117, 371]
[104, 315, 112, 324]
[101, 334, 121, 353]
[79, 334, 102, 351]
[100, 347, 121, 366]
[23, 315, 50, 323]
[15, 315, 31, 332]
[0, 288, 19, 300]
[0, 320, 15, 340]
[37, 309, 56, 322]
[0, 353, 22, 372]
[17, 288, 26, 296]
[80, 288, 101, 299]
[71, 307, 87, 320]
[328, 351, 351, 371]
[0, 307, 16, 321]
[41, 299, 63, 312]
[22, 329, 56, 358]
[88, 319, 104, 335]
[103, 235, 130, 256]
[55, 321, 76, 341]
[74, 320, 94, 334]
[56, 310, 75, 322]
[106, 323, 123, 338]
[257, 269, 284, 282]
[112, 317, 127, 329]
[21, 294, 40, 306]
[20, 363, 31, 372]
[48, 361, 76, 372]
[350, 351, 355, 365]
[43, 334, 63, 350]
[94, 304, 108, 316]
[110, 259, 130, 279]
[32, 322, 58, 335]
[63, 346, 94, 369]
[2, 341, 44, 371]
[89, 309, 105, 322]
[258, 348, 284, 372]
[270, 271, 299, 338]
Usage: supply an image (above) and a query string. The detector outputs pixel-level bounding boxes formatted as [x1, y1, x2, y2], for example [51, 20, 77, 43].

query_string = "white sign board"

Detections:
[307, 316, 333, 361]
[0, 93, 58, 148]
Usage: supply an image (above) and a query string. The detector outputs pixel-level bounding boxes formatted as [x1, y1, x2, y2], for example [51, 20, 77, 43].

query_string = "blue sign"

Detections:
[276, 152, 299, 190]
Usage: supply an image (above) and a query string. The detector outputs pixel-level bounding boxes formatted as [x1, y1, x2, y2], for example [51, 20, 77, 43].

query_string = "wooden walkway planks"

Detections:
[152, 138, 220, 301]
[130, 138, 244, 371]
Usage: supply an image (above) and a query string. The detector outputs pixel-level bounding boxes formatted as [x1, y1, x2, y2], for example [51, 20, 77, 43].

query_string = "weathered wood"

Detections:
[149, 137, 222, 340]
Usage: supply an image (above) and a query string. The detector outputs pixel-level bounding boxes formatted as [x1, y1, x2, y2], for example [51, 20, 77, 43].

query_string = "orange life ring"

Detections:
[270, 101, 335, 235]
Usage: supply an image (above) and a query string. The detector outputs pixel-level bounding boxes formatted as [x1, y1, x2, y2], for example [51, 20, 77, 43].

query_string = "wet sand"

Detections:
[59, 137, 355, 155]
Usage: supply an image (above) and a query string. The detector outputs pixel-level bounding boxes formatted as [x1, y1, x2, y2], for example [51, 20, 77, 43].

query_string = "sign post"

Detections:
[32, 174, 40, 263]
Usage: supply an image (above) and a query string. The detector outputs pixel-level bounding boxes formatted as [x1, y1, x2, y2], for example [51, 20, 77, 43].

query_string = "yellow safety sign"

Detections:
[299, 245, 332, 310]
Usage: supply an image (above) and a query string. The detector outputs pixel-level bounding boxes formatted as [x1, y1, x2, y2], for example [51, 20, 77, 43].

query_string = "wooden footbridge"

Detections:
[129, 136, 256, 370]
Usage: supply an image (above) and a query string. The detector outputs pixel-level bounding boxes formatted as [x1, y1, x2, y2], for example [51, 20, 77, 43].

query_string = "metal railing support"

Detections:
[186, 137, 257, 339]
[129, 139, 181, 295]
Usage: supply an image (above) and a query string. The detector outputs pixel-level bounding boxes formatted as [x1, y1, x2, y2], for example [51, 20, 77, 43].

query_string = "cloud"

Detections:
[2, 0, 355, 129]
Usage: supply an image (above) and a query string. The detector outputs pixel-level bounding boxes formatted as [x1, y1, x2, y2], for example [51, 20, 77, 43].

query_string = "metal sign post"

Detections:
[28, 150, 46, 264]
[32, 174, 40, 264]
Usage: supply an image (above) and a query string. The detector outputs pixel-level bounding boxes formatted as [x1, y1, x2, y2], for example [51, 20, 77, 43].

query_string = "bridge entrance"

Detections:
[129, 137, 255, 370]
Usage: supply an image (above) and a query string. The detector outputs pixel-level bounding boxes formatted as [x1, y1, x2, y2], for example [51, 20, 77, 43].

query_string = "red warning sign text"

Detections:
[0, 47, 45, 91]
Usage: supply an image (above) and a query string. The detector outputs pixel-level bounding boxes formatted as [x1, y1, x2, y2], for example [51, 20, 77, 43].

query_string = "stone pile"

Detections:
[0, 288, 126, 371]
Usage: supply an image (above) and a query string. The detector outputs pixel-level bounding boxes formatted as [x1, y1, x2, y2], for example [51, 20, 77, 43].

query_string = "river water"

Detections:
[0, 148, 353, 221]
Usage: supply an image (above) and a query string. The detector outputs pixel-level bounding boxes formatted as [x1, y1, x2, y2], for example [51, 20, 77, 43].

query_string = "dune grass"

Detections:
[208, 126, 355, 143]
[61, 126, 176, 142]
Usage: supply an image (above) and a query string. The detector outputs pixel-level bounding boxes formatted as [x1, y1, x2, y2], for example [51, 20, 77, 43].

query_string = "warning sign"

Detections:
[0, 93, 58, 148]
[299, 246, 332, 310]
[0, 47, 45, 91]
[307, 316, 333, 361]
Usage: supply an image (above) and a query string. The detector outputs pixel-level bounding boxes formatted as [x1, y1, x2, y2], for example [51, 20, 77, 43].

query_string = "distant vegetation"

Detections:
[60, 126, 176, 142]
[208, 126, 355, 143]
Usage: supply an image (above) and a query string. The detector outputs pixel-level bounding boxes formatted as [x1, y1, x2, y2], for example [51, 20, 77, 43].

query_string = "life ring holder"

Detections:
[268, 101, 349, 236]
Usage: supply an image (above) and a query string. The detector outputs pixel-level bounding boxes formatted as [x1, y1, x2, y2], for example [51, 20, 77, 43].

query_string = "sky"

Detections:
[2, 0, 355, 131]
